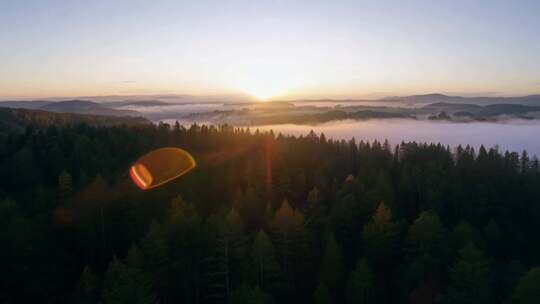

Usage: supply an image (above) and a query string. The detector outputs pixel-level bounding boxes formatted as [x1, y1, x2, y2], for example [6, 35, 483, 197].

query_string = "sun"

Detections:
[230, 61, 302, 101]
[241, 80, 288, 101]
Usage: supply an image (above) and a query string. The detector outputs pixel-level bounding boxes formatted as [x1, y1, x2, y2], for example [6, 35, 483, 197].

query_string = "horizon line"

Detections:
[2, 91, 540, 102]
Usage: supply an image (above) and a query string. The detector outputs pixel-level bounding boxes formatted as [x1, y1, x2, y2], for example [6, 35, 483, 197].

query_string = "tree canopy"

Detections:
[0, 119, 539, 303]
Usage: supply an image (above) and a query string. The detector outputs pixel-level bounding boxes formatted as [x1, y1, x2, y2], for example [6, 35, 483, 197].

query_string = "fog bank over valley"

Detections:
[3, 93, 540, 155]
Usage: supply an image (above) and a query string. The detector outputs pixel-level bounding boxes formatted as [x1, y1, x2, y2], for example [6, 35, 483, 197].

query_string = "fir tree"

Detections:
[76, 265, 98, 304]
[313, 282, 332, 304]
[348, 258, 375, 304]
[229, 283, 274, 304]
[102, 257, 156, 304]
[250, 230, 280, 291]
[319, 234, 343, 290]
[445, 243, 492, 304]
[57, 170, 73, 199]
[510, 267, 540, 304]
[362, 202, 401, 261]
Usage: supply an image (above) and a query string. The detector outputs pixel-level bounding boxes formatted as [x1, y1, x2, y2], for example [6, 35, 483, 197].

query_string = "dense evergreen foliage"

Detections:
[1, 120, 540, 303]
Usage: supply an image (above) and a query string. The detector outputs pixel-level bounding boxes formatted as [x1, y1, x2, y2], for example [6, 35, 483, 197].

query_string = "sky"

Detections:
[1, 0, 539, 100]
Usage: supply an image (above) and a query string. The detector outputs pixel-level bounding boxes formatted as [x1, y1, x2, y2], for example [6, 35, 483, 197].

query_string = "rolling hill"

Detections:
[0, 100, 140, 116]
[39, 100, 140, 116]
[0, 107, 150, 132]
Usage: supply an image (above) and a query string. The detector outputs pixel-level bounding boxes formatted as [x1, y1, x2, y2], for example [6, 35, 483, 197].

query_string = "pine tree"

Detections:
[510, 267, 540, 304]
[58, 170, 73, 199]
[449, 222, 484, 255]
[329, 175, 371, 263]
[126, 243, 144, 269]
[483, 218, 500, 243]
[222, 208, 247, 259]
[102, 257, 156, 304]
[305, 187, 323, 222]
[361, 202, 402, 303]
[348, 258, 375, 304]
[445, 243, 492, 304]
[228, 283, 274, 304]
[140, 220, 169, 297]
[499, 260, 526, 301]
[164, 196, 205, 303]
[373, 171, 394, 207]
[206, 208, 247, 301]
[483, 218, 500, 255]
[520, 150, 530, 173]
[270, 199, 307, 293]
[75, 175, 109, 251]
[250, 230, 280, 291]
[319, 234, 343, 290]
[408, 211, 446, 257]
[76, 265, 98, 303]
[169, 195, 197, 219]
[362, 202, 400, 261]
[235, 186, 266, 229]
[305, 187, 326, 257]
[313, 282, 332, 304]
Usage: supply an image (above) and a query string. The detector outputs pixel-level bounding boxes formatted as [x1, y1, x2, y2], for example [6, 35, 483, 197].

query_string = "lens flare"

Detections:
[130, 147, 196, 190]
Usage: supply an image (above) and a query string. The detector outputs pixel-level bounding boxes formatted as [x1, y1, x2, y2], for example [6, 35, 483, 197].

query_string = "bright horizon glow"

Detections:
[1, 1, 539, 99]
[230, 59, 306, 101]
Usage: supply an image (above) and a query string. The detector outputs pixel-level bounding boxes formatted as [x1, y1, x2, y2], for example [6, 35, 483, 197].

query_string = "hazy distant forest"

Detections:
[1, 118, 540, 304]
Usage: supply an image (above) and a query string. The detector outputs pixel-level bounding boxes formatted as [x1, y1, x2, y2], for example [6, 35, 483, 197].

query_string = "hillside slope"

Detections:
[0, 107, 150, 132]
[39, 100, 139, 116]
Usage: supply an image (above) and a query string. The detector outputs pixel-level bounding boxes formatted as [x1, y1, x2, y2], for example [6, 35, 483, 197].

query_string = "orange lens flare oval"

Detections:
[130, 164, 153, 189]
[130, 147, 196, 190]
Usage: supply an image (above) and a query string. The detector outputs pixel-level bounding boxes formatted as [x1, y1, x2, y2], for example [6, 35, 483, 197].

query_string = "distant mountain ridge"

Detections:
[40, 100, 139, 116]
[0, 100, 140, 117]
[101, 100, 170, 107]
[281, 94, 540, 106]
[420, 102, 540, 115]
[0, 107, 150, 131]
[33, 93, 255, 103]
[2, 93, 540, 124]
[0, 100, 52, 109]
[382, 93, 540, 106]
[383, 93, 460, 102]
[3, 93, 540, 107]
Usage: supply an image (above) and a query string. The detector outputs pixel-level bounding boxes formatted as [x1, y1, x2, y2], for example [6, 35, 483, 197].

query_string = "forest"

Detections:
[1, 118, 540, 304]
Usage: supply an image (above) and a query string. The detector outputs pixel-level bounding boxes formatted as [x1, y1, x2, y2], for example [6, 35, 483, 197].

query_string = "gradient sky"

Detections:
[1, 0, 539, 99]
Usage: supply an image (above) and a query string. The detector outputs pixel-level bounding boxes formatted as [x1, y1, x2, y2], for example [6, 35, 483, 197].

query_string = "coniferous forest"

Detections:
[1, 120, 540, 304]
